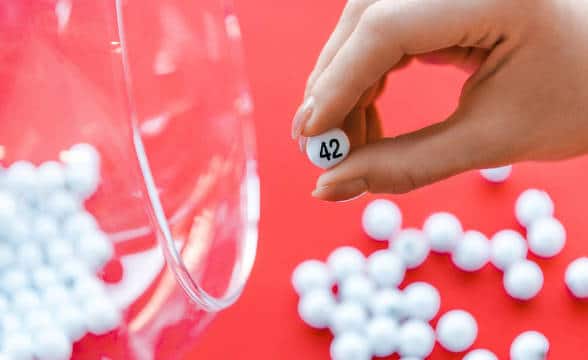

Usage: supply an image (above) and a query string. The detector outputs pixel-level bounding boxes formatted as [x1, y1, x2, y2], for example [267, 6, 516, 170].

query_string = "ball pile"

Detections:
[292, 186, 588, 358]
[0, 144, 120, 360]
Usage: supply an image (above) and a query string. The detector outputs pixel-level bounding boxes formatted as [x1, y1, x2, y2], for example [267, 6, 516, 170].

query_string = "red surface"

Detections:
[187, 1, 588, 359]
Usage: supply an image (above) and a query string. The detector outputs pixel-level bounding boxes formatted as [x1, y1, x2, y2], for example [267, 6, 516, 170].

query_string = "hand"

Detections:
[291, 0, 588, 201]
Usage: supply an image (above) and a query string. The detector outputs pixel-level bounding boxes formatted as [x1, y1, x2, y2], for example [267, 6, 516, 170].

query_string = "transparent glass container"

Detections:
[0, 0, 258, 358]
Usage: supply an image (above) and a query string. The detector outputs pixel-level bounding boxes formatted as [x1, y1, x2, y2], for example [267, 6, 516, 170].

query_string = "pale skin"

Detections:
[291, 0, 588, 201]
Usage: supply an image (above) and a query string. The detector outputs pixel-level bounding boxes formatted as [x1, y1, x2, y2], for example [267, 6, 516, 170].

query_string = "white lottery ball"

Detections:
[0, 243, 16, 269]
[42, 284, 72, 309]
[65, 143, 101, 170]
[436, 310, 478, 352]
[527, 217, 566, 258]
[1, 268, 30, 293]
[480, 165, 512, 183]
[423, 212, 463, 253]
[565, 257, 588, 299]
[297, 289, 336, 329]
[510, 331, 549, 360]
[32, 266, 59, 289]
[490, 230, 528, 271]
[515, 189, 554, 227]
[305, 128, 350, 169]
[84, 296, 121, 335]
[362, 199, 402, 241]
[46, 239, 75, 265]
[23, 308, 54, 332]
[366, 250, 405, 288]
[58, 259, 92, 287]
[403, 282, 441, 321]
[65, 165, 100, 200]
[36, 161, 66, 195]
[0, 190, 17, 237]
[464, 349, 498, 360]
[330, 332, 371, 360]
[4, 161, 38, 197]
[0, 293, 8, 313]
[398, 320, 435, 358]
[31, 215, 60, 243]
[369, 288, 407, 319]
[291, 260, 333, 295]
[44, 190, 79, 220]
[77, 230, 114, 270]
[365, 316, 399, 357]
[329, 301, 368, 335]
[33, 328, 72, 360]
[55, 304, 87, 341]
[340, 273, 376, 305]
[16, 242, 44, 269]
[62, 211, 98, 241]
[452, 230, 491, 272]
[9, 217, 32, 245]
[12, 289, 42, 313]
[72, 276, 106, 303]
[326, 246, 365, 282]
[4, 332, 34, 360]
[391, 228, 430, 269]
[504, 260, 543, 300]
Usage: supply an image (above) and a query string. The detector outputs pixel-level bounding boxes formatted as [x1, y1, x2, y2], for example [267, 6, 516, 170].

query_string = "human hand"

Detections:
[292, 0, 588, 201]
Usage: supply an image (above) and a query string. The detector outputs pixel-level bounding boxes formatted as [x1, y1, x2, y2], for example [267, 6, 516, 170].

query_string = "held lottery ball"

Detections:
[305, 128, 350, 169]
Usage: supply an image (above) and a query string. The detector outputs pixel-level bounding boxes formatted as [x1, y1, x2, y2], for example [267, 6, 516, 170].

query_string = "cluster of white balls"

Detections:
[0, 144, 120, 360]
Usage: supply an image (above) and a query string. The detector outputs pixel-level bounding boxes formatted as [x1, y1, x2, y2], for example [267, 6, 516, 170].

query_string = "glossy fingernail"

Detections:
[291, 97, 315, 140]
[298, 136, 307, 153]
[312, 178, 368, 202]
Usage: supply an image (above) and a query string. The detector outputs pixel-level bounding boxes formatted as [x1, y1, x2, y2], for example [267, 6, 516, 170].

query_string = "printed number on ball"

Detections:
[306, 129, 350, 169]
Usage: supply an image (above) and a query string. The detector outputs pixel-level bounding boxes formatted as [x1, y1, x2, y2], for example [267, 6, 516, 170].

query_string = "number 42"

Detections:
[319, 139, 343, 161]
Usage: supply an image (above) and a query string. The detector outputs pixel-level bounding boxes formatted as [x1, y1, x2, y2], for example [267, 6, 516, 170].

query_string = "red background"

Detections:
[188, 0, 588, 358]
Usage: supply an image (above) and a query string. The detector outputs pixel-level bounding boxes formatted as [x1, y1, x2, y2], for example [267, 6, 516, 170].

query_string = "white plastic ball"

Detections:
[330, 332, 371, 360]
[31, 266, 59, 289]
[369, 288, 407, 319]
[423, 212, 463, 253]
[55, 304, 87, 341]
[44, 190, 79, 220]
[23, 308, 54, 332]
[464, 349, 498, 360]
[1, 268, 30, 293]
[365, 316, 399, 357]
[398, 320, 435, 358]
[42, 285, 72, 309]
[452, 230, 491, 272]
[391, 228, 430, 269]
[297, 289, 336, 329]
[565, 257, 588, 299]
[4, 161, 38, 197]
[2, 312, 24, 333]
[329, 302, 368, 335]
[403, 282, 441, 321]
[340, 273, 376, 305]
[527, 217, 566, 258]
[0, 293, 8, 313]
[64, 165, 100, 200]
[9, 217, 32, 245]
[64, 143, 101, 170]
[12, 289, 42, 313]
[72, 276, 106, 302]
[31, 215, 60, 243]
[305, 128, 350, 169]
[0, 243, 16, 269]
[436, 310, 478, 352]
[326, 246, 365, 282]
[504, 260, 544, 300]
[33, 328, 72, 360]
[362, 199, 402, 241]
[366, 250, 405, 288]
[3, 332, 34, 360]
[0, 190, 17, 237]
[62, 211, 98, 241]
[36, 161, 66, 195]
[490, 230, 528, 271]
[510, 331, 549, 360]
[77, 230, 114, 270]
[291, 260, 333, 295]
[16, 242, 44, 269]
[515, 189, 554, 227]
[45, 239, 74, 265]
[480, 165, 512, 183]
[58, 259, 92, 287]
[83, 296, 121, 335]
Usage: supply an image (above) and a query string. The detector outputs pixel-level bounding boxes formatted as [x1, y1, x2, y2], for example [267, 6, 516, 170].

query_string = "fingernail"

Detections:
[312, 178, 368, 202]
[298, 136, 307, 153]
[291, 97, 315, 140]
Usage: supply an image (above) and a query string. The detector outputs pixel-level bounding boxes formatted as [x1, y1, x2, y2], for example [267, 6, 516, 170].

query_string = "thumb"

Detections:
[311, 103, 512, 201]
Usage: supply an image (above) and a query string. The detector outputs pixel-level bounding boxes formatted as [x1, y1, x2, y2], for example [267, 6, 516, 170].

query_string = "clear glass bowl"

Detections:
[0, 0, 258, 358]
